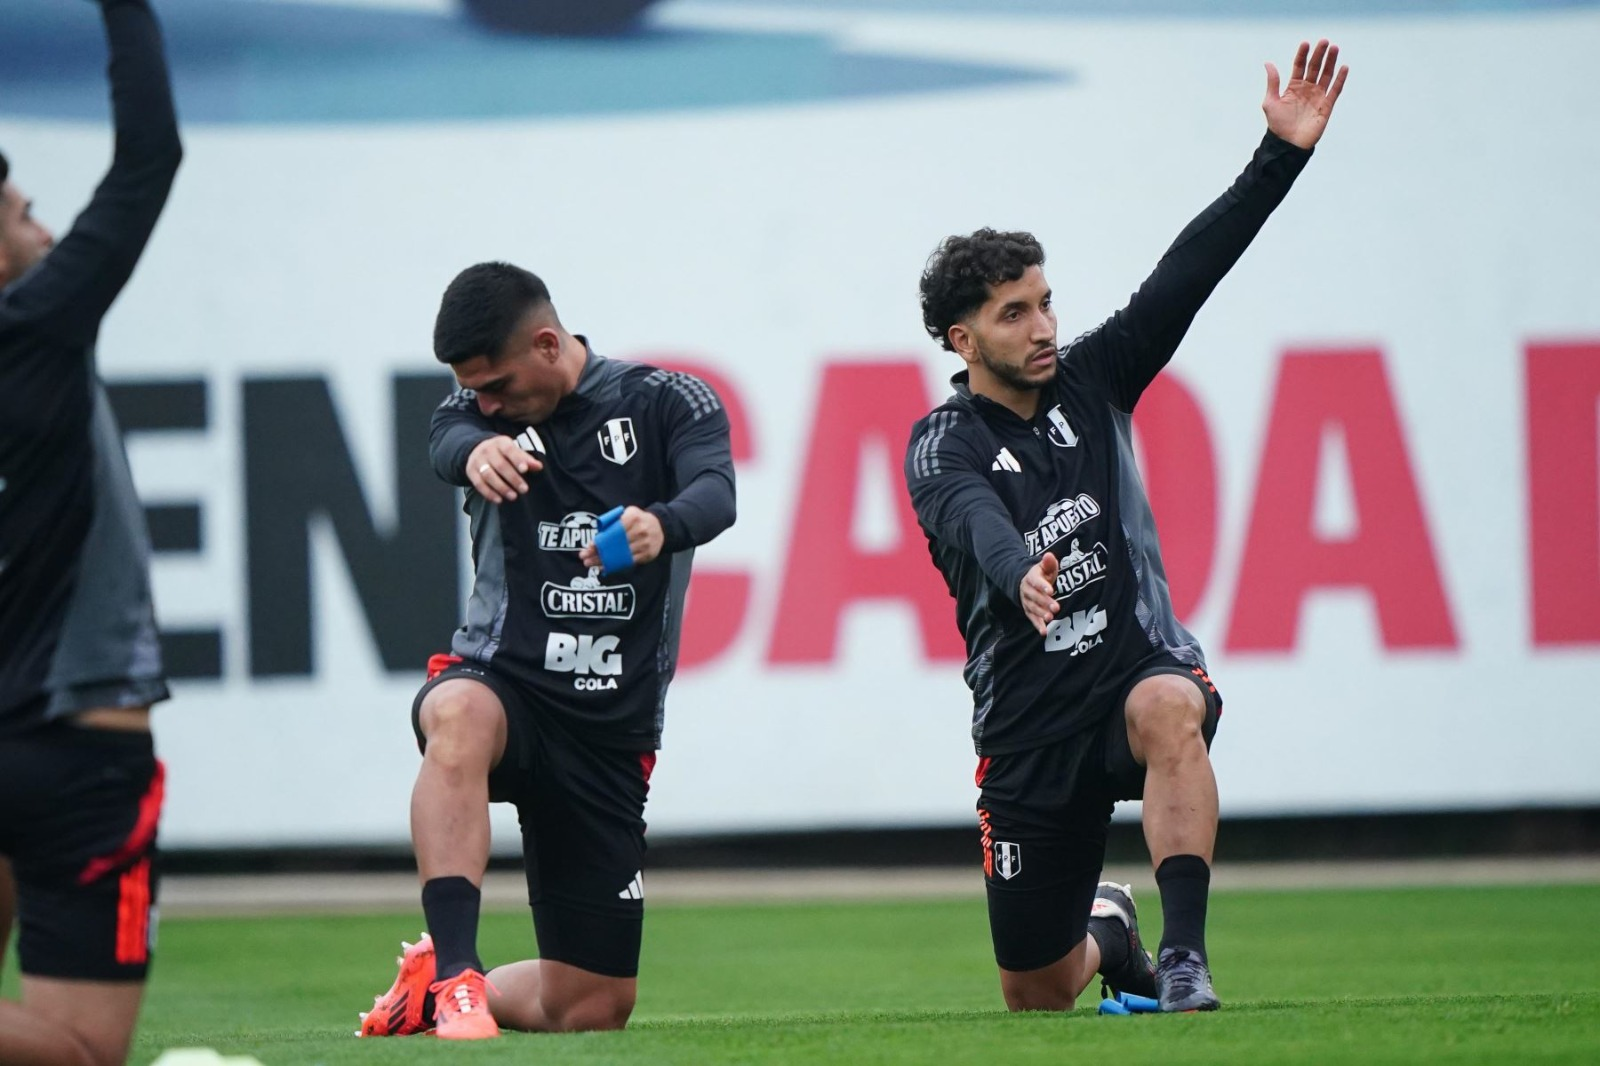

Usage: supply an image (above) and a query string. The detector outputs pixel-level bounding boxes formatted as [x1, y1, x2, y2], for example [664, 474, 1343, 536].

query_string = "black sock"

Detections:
[422, 876, 484, 981]
[1155, 854, 1210, 960]
[1087, 917, 1130, 976]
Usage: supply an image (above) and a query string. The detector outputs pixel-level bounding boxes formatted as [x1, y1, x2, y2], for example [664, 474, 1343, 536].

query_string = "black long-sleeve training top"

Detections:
[906, 132, 1311, 755]
[0, 0, 183, 733]
[430, 348, 736, 751]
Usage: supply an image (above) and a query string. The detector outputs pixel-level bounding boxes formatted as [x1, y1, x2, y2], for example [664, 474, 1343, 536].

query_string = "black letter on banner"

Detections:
[244, 374, 458, 676]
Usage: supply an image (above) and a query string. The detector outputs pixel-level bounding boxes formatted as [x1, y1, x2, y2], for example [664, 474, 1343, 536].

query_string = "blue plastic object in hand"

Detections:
[594, 506, 633, 575]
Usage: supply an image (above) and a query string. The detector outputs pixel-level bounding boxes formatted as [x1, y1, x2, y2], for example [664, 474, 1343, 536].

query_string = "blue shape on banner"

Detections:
[0, 0, 1059, 125]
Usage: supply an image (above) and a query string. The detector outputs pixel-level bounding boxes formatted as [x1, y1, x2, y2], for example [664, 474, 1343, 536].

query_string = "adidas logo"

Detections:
[618, 871, 644, 900]
[516, 427, 547, 455]
[991, 447, 1021, 473]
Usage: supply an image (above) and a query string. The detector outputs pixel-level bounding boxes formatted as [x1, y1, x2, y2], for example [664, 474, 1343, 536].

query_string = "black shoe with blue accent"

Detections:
[1089, 882, 1158, 1000]
[1156, 946, 1221, 1012]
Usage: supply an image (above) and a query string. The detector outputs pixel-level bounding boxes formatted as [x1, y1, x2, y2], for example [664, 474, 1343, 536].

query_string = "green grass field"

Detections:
[9, 882, 1600, 1064]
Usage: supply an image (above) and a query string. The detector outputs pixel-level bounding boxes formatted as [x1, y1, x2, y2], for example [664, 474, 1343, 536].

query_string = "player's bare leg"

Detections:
[486, 958, 635, 1032]
[0, 977, 144, 1066]
[412, 679, 507, 884]
[410, 679, 510, 1038]
[996, 934, 1100, 1012]
[1124, 675, 1215, 866]
[1124, 673, 1221, 1010]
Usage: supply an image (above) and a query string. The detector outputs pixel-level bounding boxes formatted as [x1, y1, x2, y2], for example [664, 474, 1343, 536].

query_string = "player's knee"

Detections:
[56, 1027, 112, 1066]
[419, 690, 499, 756]
[1003, 986, 1075, 1012]
[1126, 676, 1205, 748]
[547, 987, 634, 1032]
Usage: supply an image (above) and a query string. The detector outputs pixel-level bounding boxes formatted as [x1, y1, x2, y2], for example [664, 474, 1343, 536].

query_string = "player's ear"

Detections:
[948, 322, 977, 363]
[532, 325, 563, 362]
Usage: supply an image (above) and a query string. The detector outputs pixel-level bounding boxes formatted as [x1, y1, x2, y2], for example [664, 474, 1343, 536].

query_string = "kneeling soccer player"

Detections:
[357, 262, 735, 1039]
[905, 41, 1348, 1012]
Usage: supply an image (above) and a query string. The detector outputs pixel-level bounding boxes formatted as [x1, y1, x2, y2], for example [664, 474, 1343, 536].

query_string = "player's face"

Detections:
[453, 321, 566, 425]
[964, 265, 1058, 392]
[0, 182, 55, 285]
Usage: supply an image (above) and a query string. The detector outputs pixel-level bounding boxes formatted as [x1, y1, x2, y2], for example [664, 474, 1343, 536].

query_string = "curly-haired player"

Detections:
[906, 41, 1347, 1013]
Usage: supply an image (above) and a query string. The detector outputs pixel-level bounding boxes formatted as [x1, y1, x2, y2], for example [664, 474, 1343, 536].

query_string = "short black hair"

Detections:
[433, 261, 553, 365]
[919, 229, 1046, 352]
[0, 149, 9, 188]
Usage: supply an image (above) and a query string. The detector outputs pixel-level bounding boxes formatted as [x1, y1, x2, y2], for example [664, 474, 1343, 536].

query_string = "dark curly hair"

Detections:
[919, 229, 1045, 352]
[433, 261, 554, 365]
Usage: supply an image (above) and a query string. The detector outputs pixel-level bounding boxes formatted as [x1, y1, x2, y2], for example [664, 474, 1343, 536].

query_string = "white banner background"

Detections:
[3, 1, 1597, 845]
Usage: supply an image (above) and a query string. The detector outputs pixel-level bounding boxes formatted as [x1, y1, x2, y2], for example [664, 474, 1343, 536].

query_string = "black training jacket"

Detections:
[906, 132, 1311, 755]
[430, 348, 736, 751]
[0, 0, 182, 731]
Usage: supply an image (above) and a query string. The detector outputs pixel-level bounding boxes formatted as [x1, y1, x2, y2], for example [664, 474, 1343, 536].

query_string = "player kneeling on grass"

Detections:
[357, 263, 736, 1040]
[905, 41, 1347, 1013]
[1, 2, 182, 1064]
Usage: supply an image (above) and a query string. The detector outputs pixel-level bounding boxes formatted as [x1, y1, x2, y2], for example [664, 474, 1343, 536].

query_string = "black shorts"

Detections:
[975, 654, 1221, 972]
[0, 723, 164, 981]
[413, 659, 654, 979]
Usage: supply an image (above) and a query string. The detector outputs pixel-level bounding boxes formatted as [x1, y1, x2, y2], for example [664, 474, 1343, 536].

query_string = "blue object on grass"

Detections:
[1098, 991, 1161, 1016]
[595, 506, 633, 574]
[1118, 992, 1160, 1013]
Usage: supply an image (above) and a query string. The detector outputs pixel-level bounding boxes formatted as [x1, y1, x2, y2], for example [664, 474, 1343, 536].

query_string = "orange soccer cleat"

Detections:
[430, 968, 501, 1040]
[357, 934, 437, 1037]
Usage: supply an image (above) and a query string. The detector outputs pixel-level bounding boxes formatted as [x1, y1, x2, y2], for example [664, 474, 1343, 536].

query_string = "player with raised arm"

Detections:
[906, 41, 1346, 1014]
[356, 263, 736, 1039]
[0, 2, 183, 1063]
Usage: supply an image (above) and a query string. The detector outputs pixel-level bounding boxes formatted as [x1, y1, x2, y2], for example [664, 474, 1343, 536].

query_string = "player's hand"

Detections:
[467, 436, 542, 504]
[1263, 39, 1348, 150]
[1020, 553, 1061, 636]
[579, 506, 664, 570]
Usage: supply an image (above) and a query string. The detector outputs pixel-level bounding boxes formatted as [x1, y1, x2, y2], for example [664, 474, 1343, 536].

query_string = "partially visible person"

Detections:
[1, 858, 13, 986]
[0, 2, 182, 1063]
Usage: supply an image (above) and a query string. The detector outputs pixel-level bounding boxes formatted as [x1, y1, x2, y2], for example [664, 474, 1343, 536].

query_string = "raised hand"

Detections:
[1263, 39, 1349, 150]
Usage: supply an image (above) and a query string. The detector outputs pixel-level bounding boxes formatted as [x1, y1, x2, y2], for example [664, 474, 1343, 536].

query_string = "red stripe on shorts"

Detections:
[78, 759, 167, 886]
[978, 807, 995, 879]
[426, 653, 463, 681]
[116, 857, 152, 965]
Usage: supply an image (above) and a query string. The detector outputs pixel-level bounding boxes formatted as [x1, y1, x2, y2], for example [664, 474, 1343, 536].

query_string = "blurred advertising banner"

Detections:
[3, 0, 1596, 845]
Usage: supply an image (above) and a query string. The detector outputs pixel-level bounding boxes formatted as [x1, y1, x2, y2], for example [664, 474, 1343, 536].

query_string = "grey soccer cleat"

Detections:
[1089, 881, 1158, 1000]
[1156, 946, 1221, 1012]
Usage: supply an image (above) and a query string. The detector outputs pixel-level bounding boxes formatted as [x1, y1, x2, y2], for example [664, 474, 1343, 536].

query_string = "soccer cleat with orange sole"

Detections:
[356, 933, 437, 1037]
[431, 969, 501, 1040]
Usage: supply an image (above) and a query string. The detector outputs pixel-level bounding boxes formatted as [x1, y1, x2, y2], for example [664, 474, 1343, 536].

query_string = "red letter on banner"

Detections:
[1133, 373, 1218, 621]
[1527, 341, 1600, 646]
[639, 357, 754, 671]
[1227, 349, 1458, 652]
[767, 361, 965, 664]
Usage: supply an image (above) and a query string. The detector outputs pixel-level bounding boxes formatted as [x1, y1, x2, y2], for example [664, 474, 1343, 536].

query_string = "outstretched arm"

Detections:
[0, 0, 183, 344]
[1065, 40, 1349, 409]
